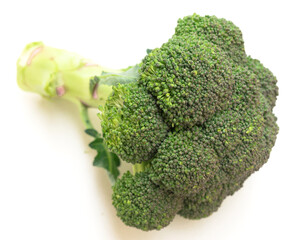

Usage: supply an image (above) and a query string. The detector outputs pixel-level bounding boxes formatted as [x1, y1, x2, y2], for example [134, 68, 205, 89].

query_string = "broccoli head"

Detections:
[17, 13, 279, 232]
[104, 14, 278, 230]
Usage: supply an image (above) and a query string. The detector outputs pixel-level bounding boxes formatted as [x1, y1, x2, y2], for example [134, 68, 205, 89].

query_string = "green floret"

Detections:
[202, 104, 265, 158]
[100, 83, 169, 164]
[230, 66, 260, 108]
[150, 126, 220, 196]
[220, 97, 278, 180]
[178, 170, 250, 220]
[139, 35, 233, 127]
[262, 111, 279, 153]
[175, 14, 247, 64]
[178, 181, 227, 219]
[201, 66, 265, 158]
[221, 138, 267, 181]
[246, 56, 279, 109]
[112, 171, 182, 231]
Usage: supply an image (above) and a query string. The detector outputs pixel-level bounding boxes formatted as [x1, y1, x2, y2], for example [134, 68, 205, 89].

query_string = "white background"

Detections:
[1, 0, 297, 239]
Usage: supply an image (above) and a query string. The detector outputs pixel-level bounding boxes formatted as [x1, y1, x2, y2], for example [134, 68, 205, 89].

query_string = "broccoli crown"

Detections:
[99, 14, 279, 231]
[139, 35, 234, 127]
[112, 171, 182, 231]
[100, 83, 168, 163]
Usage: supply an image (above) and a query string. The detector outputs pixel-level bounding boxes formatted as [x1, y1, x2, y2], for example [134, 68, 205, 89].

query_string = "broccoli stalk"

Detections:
[17, 42, 139, 107]
[17, 42, 139, 183]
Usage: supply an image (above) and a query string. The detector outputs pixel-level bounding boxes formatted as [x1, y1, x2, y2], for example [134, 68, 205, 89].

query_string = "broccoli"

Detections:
[17, 14, 278, 231]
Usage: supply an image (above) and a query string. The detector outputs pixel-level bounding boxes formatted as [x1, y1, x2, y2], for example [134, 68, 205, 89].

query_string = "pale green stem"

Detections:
[17, 42, 139, 109]
[132, 161, 151, 175]
[80, 105, 94, 129]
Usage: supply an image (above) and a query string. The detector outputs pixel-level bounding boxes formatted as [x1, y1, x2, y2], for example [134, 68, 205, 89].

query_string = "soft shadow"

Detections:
[35, 97, 83, 131]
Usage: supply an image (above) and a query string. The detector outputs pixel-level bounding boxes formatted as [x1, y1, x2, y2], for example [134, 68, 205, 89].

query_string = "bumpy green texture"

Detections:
[139, 35, 234, 127]
[246, 56, 278, 109]
[178, 181, 227, 219]
[201, 66, 265, 159]
[178, 173, 247, 219]
[112, 171, 182, 231]
[100, 83, 169, 163]
[175, 14, 247, 64]
[100, 14, 279, 231]
[150, 126, 219, 196]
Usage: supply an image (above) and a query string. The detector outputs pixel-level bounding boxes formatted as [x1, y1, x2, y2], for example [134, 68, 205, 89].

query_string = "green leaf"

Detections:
[89, 138, 104, 149]
[85, 128, 100, 138]
[93, 145, 120, 184]
[85, 128, 120, 184]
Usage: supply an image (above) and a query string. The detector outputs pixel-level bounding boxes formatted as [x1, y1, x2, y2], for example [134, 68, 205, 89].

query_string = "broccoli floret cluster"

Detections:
[139, 35, 234, 127]
[112, 171, 183, 230]
[175, 14, 247, 64]
[101, 14, 278, 231]
[100, 83, 169, 163]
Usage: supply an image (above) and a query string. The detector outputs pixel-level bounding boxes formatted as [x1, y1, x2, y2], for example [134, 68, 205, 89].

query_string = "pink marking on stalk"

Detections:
[92, 83, 98, 99]
[85, 62, 98, 67]
[56, 86, 65, 96]
[27, 47, 43, 65]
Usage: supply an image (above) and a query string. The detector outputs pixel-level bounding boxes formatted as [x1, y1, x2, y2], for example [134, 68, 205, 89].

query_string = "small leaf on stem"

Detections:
[86, 128, 120, 184]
